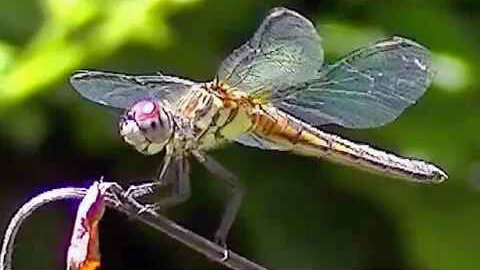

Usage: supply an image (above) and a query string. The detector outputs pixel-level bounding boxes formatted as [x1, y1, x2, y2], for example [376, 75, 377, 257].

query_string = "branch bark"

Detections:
[0, 184, 269, 270]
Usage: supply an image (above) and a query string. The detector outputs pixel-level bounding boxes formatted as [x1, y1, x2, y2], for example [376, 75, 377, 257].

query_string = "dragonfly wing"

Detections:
[217, 7, 323, 92]
[234, 132, 289, 151]
[70, 70, 195, 109]
[273, 37, 435, 128]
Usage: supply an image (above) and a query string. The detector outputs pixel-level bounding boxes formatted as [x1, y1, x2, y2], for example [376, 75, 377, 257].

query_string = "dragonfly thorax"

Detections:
[119, 100, 175, 155]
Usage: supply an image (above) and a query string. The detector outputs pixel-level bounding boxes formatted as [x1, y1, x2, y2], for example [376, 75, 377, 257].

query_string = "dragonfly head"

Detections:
[119, 100, 174, 155]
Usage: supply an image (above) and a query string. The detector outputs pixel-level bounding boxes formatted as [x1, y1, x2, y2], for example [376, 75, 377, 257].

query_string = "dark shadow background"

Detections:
[0, 0, 478, 269]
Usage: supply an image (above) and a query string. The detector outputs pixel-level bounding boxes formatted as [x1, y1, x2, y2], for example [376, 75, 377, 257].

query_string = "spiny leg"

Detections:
[144, 156, 191, 211]
[193, 152, 246, 247]
[125, 151, 191, 212]
[124, 149, 173, 199]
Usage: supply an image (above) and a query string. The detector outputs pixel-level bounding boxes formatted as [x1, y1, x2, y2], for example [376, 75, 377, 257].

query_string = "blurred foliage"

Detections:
[0, 0, 479, 269]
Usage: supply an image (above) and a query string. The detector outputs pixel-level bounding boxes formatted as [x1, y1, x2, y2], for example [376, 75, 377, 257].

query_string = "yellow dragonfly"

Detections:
[70, 7, 447, 246]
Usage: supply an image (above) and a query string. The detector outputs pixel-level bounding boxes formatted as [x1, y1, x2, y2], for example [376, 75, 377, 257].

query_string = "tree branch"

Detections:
[0, 184, 269, 270]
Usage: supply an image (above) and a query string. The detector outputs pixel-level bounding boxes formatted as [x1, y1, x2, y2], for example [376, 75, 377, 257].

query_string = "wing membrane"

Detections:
[217, 7, 323, 92]
[70, 70, 195, 109]
[273, 37, 435, 128]
[234, 132, 289, 151]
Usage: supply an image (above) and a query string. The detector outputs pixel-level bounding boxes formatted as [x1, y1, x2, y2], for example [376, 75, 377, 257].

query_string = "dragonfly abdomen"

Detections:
[300, 128, 447, 183]
[252, 107, 447, 183]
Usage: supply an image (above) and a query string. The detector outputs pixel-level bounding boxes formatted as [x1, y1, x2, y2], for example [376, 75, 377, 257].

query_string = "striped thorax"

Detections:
[175, 82, 255, 150]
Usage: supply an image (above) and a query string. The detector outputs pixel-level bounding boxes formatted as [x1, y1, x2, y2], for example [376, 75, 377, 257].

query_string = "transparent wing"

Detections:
[273, 37, 435, 128]
[217, 7, 323, 92]
[234, 132, 289, 151]
[70, 70, 195, 109]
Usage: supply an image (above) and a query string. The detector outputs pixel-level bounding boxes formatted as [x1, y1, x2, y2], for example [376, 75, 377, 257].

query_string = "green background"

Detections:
[0, 0, 478, 269]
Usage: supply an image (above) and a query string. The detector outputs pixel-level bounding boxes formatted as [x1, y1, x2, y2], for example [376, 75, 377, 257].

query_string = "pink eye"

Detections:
[132, 100, 159, 121]
[142, 101, 155, 115]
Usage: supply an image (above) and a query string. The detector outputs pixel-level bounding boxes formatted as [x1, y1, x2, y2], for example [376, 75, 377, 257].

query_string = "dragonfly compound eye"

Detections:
[128, 100, 172, 144]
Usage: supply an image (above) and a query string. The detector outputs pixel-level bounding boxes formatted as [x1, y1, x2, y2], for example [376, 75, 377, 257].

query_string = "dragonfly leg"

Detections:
[143, 156, 191, 211]
[124, 149, 173, 198]
[193, 151, 246, 247]
[124, 150, 191, 213]
[124, 181, 165, 199]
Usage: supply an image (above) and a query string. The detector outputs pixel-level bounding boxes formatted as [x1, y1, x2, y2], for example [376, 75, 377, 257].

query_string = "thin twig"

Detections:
[109, 189, 267, 270]
[0, 185, 269, 270]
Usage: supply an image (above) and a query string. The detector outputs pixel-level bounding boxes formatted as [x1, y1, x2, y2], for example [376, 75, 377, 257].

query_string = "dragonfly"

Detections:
[70, 7, 448, 247]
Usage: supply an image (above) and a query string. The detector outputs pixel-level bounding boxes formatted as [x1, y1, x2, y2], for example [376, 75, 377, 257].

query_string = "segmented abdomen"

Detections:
[251, 106, 447, 183]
